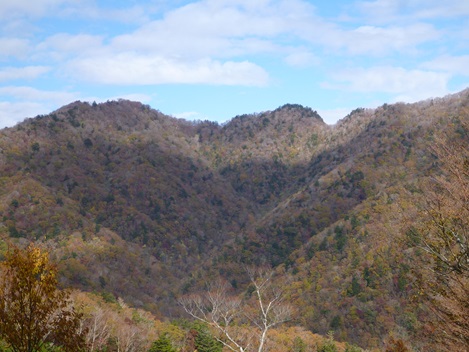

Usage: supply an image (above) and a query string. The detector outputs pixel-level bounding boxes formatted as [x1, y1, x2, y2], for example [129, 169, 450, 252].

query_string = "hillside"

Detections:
[0, 89, 468, 350]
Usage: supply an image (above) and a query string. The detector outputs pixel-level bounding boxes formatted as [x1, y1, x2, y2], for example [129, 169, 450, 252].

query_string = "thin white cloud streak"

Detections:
[0, 66, 50, 82]
[35, 33, 105, 62]
[347, 23, 439, 55]
[0, 38, 30, 59]
[0, 0, 68, 19]
[0, 86, 78, 105]
[284, 51, 319, 67]
[356, 0, 400, 20]
[67, 54, 269, 86]
[59, 4, 149, 25]
[422, 55, 469, 76]
[0, 101, 46, 128]
[298, 22, 440, 56]
[415, 1, 469, 19]
[37, 33, 103, 54]
[0, 0, 143, 22]
[0, 86, 81, 128]
[356, 0, 469, 23]
[323, 66, 450, 102]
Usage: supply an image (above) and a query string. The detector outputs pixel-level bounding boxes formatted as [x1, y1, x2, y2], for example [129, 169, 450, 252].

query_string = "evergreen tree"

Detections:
[149, 334, 176, 352]
[292, 336, 307, 352]
[317, 332, 338, 352]
[194, 328, 222, 352]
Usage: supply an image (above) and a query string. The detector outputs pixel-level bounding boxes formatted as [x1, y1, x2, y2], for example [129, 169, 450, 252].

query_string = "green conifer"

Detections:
[190, 322, 223, 352]
[149, 334, 177, 352]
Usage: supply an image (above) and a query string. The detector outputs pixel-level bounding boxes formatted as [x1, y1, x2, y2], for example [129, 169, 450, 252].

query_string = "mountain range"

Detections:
[1, 88, 468, 350]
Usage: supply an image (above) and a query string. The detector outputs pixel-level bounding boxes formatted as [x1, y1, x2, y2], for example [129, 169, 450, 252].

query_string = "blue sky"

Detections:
[1, 0, 468, 128]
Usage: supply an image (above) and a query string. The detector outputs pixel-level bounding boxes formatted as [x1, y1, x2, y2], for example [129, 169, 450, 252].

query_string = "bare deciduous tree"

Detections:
[246, 268, 292, 352]
[114, 322, 145, 352]
[408, 122, 469, 350]
[82, 307, 111, 352]
[419, 134, 469, 275]
[179, 268, 291, 352]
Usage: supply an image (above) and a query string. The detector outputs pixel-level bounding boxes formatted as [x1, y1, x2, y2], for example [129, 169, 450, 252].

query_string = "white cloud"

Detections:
[0, 38, 30, 59]
[0, 0, 149, 30]
[60, 4, 148, 24]
[161, 1, 439, 58]
[422, 55, 469, 76]
[24, 0, 442, 91]
[0, 66, 50, 82]
[0, 86, 79, 105]
[109, 0, 308, 59]
[356, 0, 400, 20]
[302, 22, 440, 56]
[0, 0, 466, 124]
[284, 51, 319, 67]
[67, 54, 269, 86]
[347, 24, 439, 55]
[35, 33, 104, 62]
[356, 0, 469, 23]
[48, 0, 438, 89]
[409, 0, 469, 19]
[0, 101, 48, 128]
[324, 66, 450, 102]
[0, 86, 82, 128]
[0, 0, 71, 19]
[33, 0, 320, 86]
[37, 33, 103, 54]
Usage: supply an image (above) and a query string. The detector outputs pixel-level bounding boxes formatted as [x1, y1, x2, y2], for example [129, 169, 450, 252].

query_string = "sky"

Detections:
[0, 0, 468, 129]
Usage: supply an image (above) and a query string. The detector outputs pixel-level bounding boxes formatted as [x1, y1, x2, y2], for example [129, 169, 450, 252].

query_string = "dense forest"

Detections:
[0, 89, 468, 351]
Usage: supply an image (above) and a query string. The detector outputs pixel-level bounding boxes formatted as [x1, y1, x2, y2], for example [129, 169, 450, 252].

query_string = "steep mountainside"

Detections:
[0, 90, 468, 349]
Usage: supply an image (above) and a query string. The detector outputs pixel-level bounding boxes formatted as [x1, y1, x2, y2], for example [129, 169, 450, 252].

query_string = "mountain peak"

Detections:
[274, 103, 323, 121]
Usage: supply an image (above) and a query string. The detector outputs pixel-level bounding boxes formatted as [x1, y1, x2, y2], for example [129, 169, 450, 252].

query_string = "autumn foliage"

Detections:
[0, 244, 86, 352]
[407, 122, 469, 350]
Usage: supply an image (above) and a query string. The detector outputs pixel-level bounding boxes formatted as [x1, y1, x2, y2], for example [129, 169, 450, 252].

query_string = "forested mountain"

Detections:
[0, 89, 468, 350]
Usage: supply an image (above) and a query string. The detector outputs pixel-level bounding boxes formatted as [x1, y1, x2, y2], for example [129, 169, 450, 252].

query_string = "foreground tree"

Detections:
[179, 268, 291, 352]
[407, 122, 468, 350]
[0, 244, 86, 352]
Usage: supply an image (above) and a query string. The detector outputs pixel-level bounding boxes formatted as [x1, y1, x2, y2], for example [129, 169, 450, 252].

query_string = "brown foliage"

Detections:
[385, 337, 409, 352]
